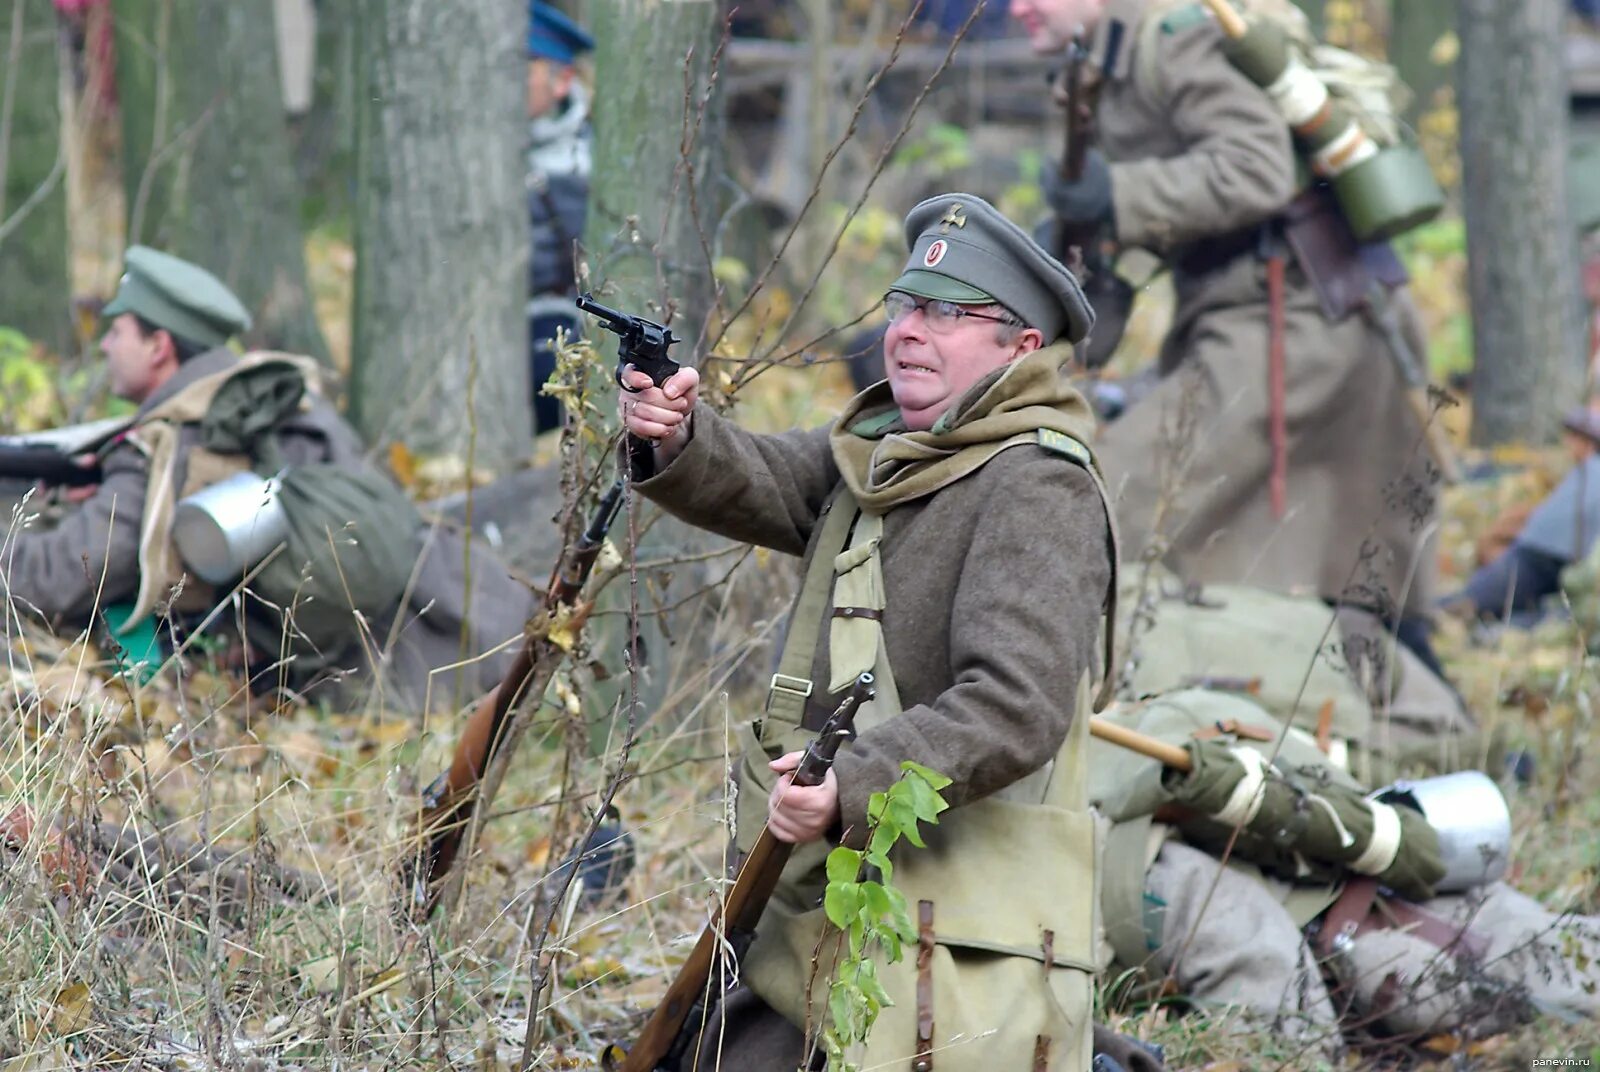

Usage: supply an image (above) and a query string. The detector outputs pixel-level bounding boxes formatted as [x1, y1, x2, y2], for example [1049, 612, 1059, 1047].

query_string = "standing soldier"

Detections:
[1012, 0, 1445, 666]
[620, 193, 1116, 1070]
[526, 1, 595, 432]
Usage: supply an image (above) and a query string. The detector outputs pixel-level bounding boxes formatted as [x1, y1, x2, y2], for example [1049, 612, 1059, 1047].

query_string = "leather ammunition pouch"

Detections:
[1281, 186, 1409, 321]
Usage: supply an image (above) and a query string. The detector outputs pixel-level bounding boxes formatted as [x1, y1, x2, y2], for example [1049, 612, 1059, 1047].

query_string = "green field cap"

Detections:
[103, 246, 252, 349]
[891, 193, 1094, 344]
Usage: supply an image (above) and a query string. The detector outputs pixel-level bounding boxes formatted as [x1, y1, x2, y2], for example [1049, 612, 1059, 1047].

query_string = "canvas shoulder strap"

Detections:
[764, 429, 1120, 733]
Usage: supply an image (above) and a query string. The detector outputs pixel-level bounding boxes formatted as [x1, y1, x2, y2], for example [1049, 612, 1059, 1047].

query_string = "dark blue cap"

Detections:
[528, 3, 594, 63]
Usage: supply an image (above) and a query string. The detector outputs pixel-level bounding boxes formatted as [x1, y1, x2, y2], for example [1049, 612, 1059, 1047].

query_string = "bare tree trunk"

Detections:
[1459, 0, 1585, 445]
[583, 0, 723, 345]
[113, 0, 328, 361]
[0, 0, 71, 354]
[583, 0, 726, 723]
[350, 0, 529, 473]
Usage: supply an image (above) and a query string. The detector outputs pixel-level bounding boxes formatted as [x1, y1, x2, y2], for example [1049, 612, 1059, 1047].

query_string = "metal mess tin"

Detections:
[172, 471, 288, 584]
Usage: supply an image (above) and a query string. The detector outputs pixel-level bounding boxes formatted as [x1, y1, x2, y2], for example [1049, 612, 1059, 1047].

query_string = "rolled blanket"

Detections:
[1161, 739, 1446, 900]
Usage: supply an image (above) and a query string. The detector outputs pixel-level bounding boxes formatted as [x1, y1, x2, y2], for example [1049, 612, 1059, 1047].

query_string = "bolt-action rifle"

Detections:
[403, 476, 627, 915]
[0, 416, 132, 491]
[601, 672, 876, 1072]
[0, 446, 102, 488]
[1052, 29, 1134, 370]
[404, 296, 686, 914]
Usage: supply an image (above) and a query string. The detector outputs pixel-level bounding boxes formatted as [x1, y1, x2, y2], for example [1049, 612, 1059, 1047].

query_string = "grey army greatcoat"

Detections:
[1087, 0, 1438, 618]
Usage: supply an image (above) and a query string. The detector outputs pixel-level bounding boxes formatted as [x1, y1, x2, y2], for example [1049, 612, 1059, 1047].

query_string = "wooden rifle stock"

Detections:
[403, 477, 627, 915]
[603, 673, 876, 1072]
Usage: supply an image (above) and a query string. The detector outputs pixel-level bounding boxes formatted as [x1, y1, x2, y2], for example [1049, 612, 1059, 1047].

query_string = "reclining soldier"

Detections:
[619, 193, 1116, 1070]
[1, 246, 530, 713]
[1090, 688, 1600, 1057]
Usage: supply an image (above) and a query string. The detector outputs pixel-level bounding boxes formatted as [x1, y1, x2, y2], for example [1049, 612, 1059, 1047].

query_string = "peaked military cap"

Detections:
[102, 246, 251, 349]
[528, 2, 594, 63]
[891, 192, 1094, 345]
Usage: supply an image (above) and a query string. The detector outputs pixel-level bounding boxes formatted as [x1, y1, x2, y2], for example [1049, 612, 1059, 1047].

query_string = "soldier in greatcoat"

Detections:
[618, 194, 1117, 1070]
[1013, 0, 1442, 664]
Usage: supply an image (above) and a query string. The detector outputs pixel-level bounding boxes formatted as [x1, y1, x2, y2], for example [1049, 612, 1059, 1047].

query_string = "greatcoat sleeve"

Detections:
[1, 441, 148, 624]
[632, 403, 839, 557]
[1108, 20, 1297, 253]
[831, 451, 1113, 831]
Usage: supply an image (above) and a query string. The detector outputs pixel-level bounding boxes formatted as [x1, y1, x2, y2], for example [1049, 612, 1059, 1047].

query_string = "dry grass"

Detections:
[7, 407, 1600, 1072]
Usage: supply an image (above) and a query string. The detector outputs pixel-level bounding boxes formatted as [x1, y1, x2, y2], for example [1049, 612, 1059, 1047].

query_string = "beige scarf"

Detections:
[829, 342, 1100, 513]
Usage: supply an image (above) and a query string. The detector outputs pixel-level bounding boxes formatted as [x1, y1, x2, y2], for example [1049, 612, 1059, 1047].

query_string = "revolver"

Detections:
[576, 293, 682, 389]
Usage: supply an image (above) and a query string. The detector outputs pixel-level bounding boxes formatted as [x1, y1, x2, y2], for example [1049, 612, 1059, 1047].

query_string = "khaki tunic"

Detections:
[634, 402, 1113, 1070]
[1088, 0, 1438, 618]
[1, 349, 530, 712]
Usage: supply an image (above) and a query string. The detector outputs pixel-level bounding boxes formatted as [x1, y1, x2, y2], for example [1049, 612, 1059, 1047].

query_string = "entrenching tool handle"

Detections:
[603, 674, 876, 1072]
[1089, 716, 1193, 772]
[1197, 0, 1248, 39]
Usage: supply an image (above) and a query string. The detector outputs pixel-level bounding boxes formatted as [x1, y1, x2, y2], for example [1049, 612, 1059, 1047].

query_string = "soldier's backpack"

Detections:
[1136, 0, 1443, 242]
[124, 354, 422, 680]
[196, 360, 422, 673]
[1137, 0, 1412, 148]
[1561, 536, 1600, 646]
[1118, 574, 1485, 783]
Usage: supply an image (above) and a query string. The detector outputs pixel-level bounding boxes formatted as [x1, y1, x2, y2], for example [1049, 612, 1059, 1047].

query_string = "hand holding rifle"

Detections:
[602, 673, 876, 1072]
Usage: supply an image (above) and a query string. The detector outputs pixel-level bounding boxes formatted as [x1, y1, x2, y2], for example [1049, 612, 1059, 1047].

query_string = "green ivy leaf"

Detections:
[900, 761, 953, 792]
[866, 790, 888, 824]
[825, 881, 862, 928]
[856, 958, 893, 1009]
[862, 880, 892, 921]
[826, 846, 863, 885]
[904, 773, 950, 825]
[889, 798, 924, 847]
[867, 825, 896, 863]
[829, 986, 853, 1046]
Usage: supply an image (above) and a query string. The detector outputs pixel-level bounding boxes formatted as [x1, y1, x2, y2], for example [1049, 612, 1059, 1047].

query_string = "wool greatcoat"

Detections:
[1087, 0, 1438, 619]
[630, 354, 1114, 1070]
[0, 348, 531, 712]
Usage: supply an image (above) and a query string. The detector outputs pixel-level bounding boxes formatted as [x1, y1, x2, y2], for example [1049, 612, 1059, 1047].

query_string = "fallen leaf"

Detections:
[49, 982, 90, 1036]
[296, 954, 341, 996]
[388, 441, 417, 488]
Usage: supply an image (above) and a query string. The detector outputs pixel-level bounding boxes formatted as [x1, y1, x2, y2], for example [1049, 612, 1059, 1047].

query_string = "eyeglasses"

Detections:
[882, 291, 1018, 334]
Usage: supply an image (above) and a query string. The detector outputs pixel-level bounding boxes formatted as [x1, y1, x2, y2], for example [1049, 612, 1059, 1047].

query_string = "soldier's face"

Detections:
[1010, 0, 1107, 52]
[100, 313, 172, 404]
[527, 59, 576, 119]
[884, 303, 1043, 432]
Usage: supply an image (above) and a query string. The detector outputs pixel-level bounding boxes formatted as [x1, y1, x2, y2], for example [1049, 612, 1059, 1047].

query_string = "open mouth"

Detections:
[897, 361, 937, 375]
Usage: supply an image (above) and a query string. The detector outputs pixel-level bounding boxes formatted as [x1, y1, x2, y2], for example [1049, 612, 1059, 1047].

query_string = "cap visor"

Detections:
[101, 295, 131, 318]
[890, 269, 995, 305]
